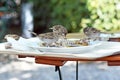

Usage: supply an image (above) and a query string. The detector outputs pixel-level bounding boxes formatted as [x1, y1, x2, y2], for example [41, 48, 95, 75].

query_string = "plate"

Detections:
[31, 40, 102, 54]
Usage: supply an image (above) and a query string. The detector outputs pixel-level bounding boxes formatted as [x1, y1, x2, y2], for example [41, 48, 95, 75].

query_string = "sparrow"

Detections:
[83, 27, 101, 38]
[29, 25, 68, 47]
[50, 25, 68, 39]
[50, 25, 69, 47]
[83, 27, 110, 41]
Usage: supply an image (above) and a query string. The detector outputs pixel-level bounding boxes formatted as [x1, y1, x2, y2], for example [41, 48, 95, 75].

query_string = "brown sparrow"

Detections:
[29, 25, 68, 47]
[50, 25, 68, 47]
[83, 27, 101, 38]
[83, 27, 110, 41]
[50, 25, 68, 39]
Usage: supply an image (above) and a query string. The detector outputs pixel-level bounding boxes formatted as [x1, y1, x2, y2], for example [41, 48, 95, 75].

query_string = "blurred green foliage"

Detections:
[32, 0, 120, 33]
[49, 0, 89, 32]
[81, 0, 120, 32]
[33, 0, 51, 33]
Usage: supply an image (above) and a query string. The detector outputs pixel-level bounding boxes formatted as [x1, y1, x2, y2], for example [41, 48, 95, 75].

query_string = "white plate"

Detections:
[31, 41, 102, 54]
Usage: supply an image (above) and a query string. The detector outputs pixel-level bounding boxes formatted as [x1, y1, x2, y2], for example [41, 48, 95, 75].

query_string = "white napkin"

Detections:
[6, 37, 42, 52]
[1, 37, 120, 59]
[100, 33, 120, 38]
[73, 41, 120, 59]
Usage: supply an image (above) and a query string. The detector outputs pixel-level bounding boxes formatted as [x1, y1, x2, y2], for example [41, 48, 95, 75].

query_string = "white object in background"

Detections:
[5, 37, 41, 52]
[21, 2, 33, 38]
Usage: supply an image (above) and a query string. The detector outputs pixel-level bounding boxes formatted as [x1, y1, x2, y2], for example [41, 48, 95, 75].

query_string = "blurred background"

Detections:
[1, 0, 120, 41]
[0, 0, 120, 80]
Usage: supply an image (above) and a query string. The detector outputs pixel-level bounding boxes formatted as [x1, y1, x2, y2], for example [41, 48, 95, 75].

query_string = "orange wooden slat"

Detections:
[35, 58, 66, 66]
[107, 61, 120, 66]
[35, 54, 120, 61]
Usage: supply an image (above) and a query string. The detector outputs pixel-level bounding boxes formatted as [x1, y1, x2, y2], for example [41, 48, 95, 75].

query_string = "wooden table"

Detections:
[36, 54, 120, 80]
[18, 54, 120, 80]
[18, 33, 120, 80]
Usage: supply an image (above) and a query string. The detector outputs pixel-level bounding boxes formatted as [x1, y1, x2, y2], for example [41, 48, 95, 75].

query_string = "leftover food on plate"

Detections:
[39, 38, 89, 47]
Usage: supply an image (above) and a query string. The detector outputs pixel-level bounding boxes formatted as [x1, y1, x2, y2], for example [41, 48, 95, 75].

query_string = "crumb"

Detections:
[4, 34, 20, 40]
